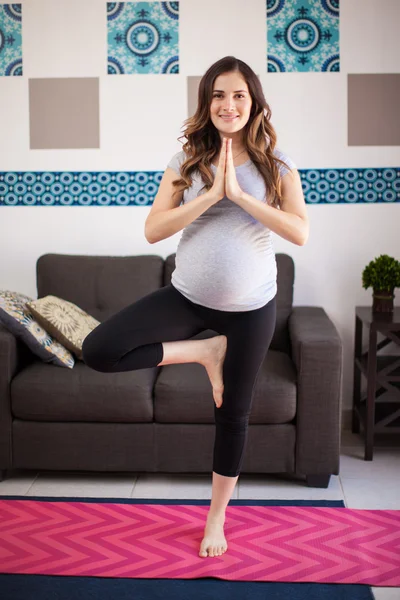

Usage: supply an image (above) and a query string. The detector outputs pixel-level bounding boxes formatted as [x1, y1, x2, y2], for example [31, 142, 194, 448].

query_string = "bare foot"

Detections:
[199, 517, 228, 558]
[203, 335, 227, 408]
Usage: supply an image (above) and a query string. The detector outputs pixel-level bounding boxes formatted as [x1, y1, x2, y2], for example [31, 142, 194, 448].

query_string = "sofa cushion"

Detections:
[0, 290, 75, 369]
[27, 295, 100, 360]
[36, 254, 165, 323]
[154, 349, 297, 425]
[11, 359, 157, 423]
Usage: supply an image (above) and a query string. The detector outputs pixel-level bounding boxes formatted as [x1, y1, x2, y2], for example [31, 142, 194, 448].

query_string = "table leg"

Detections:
[365, 328, 377, 460]
[352, 315, 362, 433]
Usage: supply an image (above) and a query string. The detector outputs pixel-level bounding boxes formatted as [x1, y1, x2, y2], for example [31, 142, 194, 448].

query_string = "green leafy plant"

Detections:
[362, 254, 400, 294]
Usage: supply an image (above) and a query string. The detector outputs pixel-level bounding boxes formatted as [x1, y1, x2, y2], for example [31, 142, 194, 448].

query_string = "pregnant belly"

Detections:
[175, 238, 272, 304]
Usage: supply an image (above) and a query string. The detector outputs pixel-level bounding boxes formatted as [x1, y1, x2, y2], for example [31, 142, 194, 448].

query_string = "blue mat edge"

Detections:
[0, 496, 347, 506]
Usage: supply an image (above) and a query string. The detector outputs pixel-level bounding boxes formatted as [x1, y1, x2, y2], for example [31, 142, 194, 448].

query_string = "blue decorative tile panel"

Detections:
[267, 0, 339, 72]
[1, 168, 399, 206]
[107, 1, 179, 74]
[0, 3, 22, 76]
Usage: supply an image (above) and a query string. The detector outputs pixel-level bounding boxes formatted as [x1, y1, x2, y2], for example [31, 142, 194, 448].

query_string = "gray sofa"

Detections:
[0, 252, 343, 488]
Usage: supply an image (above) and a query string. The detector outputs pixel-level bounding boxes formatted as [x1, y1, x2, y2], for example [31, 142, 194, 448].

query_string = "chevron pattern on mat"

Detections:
[0, 499, 399, 586]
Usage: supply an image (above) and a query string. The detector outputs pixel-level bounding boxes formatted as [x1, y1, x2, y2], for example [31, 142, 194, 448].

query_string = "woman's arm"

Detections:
[234, 169, 309, 246]
[145, 191, 216, 244]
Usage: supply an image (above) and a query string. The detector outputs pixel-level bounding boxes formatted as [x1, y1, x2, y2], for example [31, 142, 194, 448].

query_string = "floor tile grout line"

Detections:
[130, 474, 139, 498]
[24, 471, 40, 496]
[338, 475, 348, 508]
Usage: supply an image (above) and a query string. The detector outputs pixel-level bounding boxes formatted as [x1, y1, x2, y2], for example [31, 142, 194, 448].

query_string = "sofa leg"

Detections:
[306, 474, 331, 488]
[0, 469, 8, 482]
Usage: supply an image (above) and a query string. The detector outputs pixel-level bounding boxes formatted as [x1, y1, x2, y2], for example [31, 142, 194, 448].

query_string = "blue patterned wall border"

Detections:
[0, 168, 399, 206]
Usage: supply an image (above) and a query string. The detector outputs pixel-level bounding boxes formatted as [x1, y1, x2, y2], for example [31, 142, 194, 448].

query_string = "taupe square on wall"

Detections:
[348, 74, 400, 146]
[188, 76, 202, 117]
[29, 78, 100, 149]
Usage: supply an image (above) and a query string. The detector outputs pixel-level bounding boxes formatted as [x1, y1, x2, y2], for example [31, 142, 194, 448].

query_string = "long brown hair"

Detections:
[171, 56, 292, 209]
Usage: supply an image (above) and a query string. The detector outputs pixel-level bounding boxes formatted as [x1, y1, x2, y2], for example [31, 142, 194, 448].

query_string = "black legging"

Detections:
[82, 283, 277, 478]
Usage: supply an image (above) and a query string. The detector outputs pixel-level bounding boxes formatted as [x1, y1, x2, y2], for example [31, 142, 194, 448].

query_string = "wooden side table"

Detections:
[352, 306, 400, 460]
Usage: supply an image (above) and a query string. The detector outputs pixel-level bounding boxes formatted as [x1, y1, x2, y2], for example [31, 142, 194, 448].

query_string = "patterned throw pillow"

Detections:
[26, 295, 100, 360]
[0, 291, 75, 368]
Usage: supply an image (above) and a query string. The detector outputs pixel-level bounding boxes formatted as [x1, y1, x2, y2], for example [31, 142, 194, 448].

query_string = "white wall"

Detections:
[1, 0, 400, 422]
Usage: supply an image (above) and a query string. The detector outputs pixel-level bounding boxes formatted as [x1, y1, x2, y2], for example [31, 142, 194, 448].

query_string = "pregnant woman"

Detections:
[82, 55, 309, 559]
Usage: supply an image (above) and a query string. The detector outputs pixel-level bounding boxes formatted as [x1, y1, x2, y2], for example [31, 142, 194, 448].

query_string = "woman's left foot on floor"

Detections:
[199, 516, 228, 557]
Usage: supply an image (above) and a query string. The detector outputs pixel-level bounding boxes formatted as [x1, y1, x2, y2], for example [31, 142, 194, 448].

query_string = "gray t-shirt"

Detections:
[166, 147, 297, 312]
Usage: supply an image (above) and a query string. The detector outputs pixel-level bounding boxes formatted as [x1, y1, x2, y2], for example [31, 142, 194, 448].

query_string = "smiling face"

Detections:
[210, 71, 253, 140]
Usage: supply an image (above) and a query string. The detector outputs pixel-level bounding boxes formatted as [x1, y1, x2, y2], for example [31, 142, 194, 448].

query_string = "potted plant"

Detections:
[362, 254, 400, 313]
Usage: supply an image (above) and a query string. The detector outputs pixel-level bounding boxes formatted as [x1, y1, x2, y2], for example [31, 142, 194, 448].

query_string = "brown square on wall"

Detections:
[188, 76, 202, 117]
[348, 74, 400, 146]
[29, 78, 100, 149]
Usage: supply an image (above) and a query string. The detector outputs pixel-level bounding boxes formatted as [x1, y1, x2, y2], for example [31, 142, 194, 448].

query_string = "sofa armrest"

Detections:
[0, 323, 32, 469]
[288, 307, 343, 477]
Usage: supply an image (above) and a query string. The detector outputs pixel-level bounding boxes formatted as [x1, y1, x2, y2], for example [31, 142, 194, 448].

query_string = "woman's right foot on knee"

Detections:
[202, 335, 227, 408]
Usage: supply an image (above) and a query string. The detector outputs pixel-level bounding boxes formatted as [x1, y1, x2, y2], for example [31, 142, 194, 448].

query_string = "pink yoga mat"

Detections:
[0, 499, 399, 586]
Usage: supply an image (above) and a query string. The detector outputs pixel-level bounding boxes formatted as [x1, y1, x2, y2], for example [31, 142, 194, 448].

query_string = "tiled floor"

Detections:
[0, 430, 399, 599]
